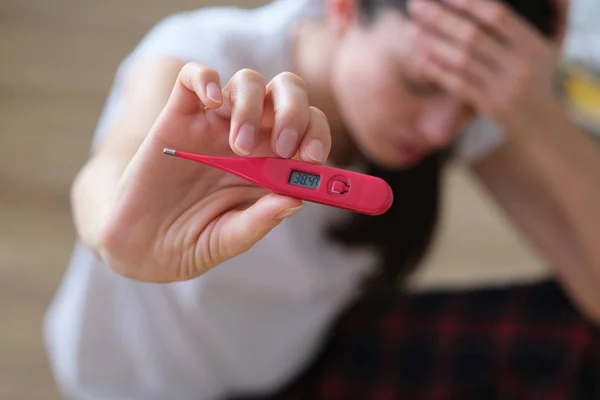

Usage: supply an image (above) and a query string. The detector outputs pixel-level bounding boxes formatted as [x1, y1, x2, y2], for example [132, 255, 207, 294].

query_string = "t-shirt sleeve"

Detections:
[453, 115, 507, 164]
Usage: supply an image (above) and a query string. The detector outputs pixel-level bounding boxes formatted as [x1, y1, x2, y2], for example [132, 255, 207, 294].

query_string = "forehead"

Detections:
[359, 10, 415, 65]
[362, 7, 411, 40]
[357, 19, 435, 93]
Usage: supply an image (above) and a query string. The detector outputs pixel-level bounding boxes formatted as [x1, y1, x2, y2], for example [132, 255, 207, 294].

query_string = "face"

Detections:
[327, 2, 475, 169]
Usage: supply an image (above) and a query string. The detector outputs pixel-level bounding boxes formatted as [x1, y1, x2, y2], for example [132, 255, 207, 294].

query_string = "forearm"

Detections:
[71, 58, 184, 254]
[516, 107, 600, 282]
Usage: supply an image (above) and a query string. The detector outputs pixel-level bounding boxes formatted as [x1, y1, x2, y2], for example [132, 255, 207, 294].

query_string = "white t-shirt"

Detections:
[44, 1, 505, 399]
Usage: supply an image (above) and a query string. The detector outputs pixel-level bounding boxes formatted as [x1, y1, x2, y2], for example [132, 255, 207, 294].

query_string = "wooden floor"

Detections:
[0, 0, 550, 398]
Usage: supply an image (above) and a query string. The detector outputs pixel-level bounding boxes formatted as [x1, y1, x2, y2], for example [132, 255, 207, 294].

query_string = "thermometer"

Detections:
[163, 148, 393, 216]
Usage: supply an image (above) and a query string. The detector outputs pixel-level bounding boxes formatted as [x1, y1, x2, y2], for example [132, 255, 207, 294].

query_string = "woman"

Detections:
[45, 0, 600, 398]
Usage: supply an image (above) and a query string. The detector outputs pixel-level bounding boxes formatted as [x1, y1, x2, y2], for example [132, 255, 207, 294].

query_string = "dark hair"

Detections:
[328, 0, 556, 289]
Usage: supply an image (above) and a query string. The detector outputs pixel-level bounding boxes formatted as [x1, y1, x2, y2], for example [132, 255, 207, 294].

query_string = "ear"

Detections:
[325, 0, 359, 36]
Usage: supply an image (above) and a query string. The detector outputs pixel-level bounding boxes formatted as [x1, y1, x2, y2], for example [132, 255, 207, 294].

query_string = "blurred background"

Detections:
[0, 0, 598, 398]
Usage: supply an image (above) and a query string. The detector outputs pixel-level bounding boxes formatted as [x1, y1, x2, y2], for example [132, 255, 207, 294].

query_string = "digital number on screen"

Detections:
[288, 170, 320, 190]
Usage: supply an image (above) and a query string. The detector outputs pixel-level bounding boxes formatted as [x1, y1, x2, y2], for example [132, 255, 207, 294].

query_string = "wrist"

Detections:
[508, 102, 591, 168]
[507, 96, 571, 144]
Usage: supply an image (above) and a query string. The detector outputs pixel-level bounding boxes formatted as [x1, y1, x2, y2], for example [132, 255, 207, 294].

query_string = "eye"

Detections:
[401, 74, 440, 96]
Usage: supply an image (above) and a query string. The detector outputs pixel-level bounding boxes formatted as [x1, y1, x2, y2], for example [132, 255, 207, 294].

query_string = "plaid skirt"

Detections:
[235, 279, 600, 400]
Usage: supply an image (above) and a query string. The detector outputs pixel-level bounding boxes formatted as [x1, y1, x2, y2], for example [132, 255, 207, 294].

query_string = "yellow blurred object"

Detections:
[562, 64, 600, 129]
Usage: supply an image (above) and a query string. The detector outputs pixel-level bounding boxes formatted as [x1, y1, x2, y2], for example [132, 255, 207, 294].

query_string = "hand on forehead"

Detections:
[406, 0, 569, 44]
[382, 0, 572, 130]
[394, 0, 569, 82]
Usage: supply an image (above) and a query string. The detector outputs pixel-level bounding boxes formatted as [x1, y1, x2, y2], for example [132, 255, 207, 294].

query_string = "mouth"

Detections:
[393, 139, 428, 162]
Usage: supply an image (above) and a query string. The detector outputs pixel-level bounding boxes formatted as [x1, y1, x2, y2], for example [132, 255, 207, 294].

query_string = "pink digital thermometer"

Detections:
[164, 148, 393, 216]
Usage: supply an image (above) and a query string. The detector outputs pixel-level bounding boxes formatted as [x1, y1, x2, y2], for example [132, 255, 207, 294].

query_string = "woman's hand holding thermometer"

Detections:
[99, 63, 390, 283]
[162, 149, 393, 216]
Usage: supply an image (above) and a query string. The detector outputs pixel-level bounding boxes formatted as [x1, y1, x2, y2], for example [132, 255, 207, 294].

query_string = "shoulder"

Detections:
[130, 7, 257, 66]
[126, 0, 322, 77]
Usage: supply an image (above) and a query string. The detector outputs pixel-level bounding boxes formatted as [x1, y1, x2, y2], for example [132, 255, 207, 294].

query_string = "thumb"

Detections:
[220, 193, 303, 257]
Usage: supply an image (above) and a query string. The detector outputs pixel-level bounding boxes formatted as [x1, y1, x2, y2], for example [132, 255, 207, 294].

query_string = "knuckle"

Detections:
[462, 25, 480, 48]
[276, 103, 308, 124]
[181, 62, 210, 78]
[230, 70, 265, 102]
[178, 62, 195, 82]
[237, 68, 266, 85]
[180, 61, 199, 73]
[489, 5, 507, 25]
[179, 62, 220, 95]
[274, 71, 308, 91]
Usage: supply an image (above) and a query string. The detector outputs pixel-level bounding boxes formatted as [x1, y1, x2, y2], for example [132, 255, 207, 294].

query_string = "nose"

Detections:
[415, 100, 463, 148]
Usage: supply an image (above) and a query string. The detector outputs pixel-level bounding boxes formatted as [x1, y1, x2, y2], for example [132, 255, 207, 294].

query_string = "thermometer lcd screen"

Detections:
[288, 170, 320, 190]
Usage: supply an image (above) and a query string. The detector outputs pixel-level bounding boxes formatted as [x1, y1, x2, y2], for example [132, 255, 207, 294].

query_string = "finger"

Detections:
[223, 69, 267, 156]
[220, 193, 303, 257]
[266, 72, 311, 159]
[414, 26, 493, 87]
[418, 50, 487, 111]
[438, 0, 533, 46]
[297, 107, 332, 164]
[165, 62, 223, 115]
[408, 0, 508, 71]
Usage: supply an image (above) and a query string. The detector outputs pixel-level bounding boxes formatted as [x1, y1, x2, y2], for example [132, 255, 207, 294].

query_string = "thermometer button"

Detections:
[331, 181, 348, 194]
[330, 180, 350, 195]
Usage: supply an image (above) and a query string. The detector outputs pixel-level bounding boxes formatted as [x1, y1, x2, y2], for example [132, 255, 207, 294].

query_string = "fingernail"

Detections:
[235, 124, 256, 155]
[305, 140, 326, 163]
[276, 205, 303, 220]
[276, 128, 300, 158]
[206, 82, 223, 103]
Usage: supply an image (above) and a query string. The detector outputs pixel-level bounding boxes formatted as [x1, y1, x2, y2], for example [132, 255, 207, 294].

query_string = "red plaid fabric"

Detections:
[233, 280, 600, 400]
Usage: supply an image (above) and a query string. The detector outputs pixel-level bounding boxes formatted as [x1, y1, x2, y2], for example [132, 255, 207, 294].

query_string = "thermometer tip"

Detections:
[163, 148, 176, 156]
